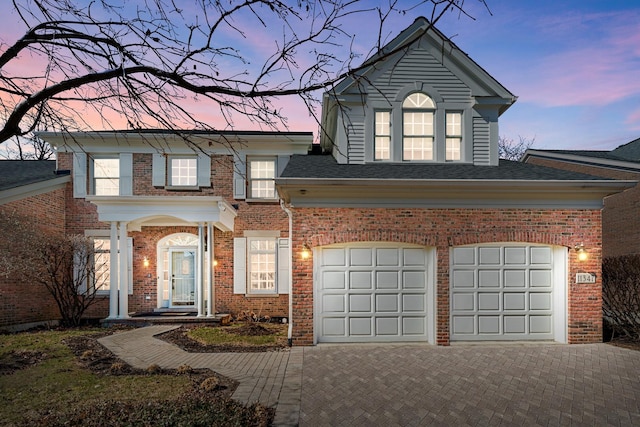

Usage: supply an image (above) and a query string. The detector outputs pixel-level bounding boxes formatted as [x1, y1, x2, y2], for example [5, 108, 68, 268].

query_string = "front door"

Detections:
[170, 249, 196, 306]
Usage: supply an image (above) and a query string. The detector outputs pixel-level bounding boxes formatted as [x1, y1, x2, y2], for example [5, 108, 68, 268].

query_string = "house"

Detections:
[2, 18, 634, 344]
[0, 160, 70, 331]
[275, 17, 634, 346]
[523, 138, 640, 258]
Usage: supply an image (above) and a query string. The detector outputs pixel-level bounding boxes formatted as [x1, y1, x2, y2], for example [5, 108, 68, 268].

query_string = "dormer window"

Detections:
[369, 89, 466, 163]
[402, 93, 435, 161]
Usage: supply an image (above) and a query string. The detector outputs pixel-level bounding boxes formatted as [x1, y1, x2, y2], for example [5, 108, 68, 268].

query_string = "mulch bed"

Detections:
[158, 323, 290, 353]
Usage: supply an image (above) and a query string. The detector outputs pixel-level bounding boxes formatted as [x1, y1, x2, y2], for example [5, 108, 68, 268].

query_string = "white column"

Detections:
[207, 223, 215, 317]
[197, 223, 205, 317]
[108, 221, 119, 319]
[118, 221, 129, 319]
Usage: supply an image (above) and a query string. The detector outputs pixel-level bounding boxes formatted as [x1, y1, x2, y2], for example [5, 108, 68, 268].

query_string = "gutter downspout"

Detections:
[280, 200, 294, 346]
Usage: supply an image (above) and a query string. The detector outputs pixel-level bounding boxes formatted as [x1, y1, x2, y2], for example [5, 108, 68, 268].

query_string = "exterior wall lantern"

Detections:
[300, 243, 311, 260]
[574, 243, 588, 261]
[143, 256, 150, 268]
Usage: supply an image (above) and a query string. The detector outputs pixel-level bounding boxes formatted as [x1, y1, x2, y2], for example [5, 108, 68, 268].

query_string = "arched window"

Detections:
[402, 93, 435, 160]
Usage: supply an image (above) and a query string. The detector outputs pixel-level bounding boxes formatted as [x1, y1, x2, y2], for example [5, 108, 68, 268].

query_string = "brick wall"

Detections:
[527, 157, 640, 257]
[290, 207, 602, 346]
[0, 187, 67, 329]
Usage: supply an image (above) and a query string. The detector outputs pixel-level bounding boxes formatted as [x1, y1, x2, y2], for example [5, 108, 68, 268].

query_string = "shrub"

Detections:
[602, 254, 640, 340]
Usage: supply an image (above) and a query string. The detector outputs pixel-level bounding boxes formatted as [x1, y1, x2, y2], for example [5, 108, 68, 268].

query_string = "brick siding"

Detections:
[290, 207, 603, 346]
[0, 187, 67, 328]
[526, 157, 640, 257]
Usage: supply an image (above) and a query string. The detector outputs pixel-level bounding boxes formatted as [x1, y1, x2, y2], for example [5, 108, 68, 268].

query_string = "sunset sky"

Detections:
[1, 0, 638, 153]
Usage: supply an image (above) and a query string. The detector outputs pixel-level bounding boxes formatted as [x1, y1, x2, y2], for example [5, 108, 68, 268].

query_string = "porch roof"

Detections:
[86, 196, 237, 231]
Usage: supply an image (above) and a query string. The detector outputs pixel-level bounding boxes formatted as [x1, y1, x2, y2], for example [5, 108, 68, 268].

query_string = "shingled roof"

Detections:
[0, 160, 67, 191]
[280, 154, 613, 181]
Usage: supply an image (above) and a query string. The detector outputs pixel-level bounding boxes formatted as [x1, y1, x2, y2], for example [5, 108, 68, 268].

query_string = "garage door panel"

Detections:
[350, 317, 372, 336]
[322, 248, 346, 266]
[403, 317, 426, 335]
[377, 248, 400, 266]
[350, 248, 373, 266]
[321, 271, 345, 289]
[479, 247, 501, 265]
[322, 318, 346, 337]
[451, 244, 555, 341]
[504, 270, 526, 287]
[478, 270, 500, 288]
[349, 294, 372, 312]
[376, 294, 399, 312]
[318, 244, 430, 343]
[453, 247, 476, 265]
[530, 293, 551, 310]
[452, 270, 475, 288]
[504, 316, 526, 334]
[322, 294, 345, 313]
[478, 316, 500, 334]
[478, 293, 500, 311]
[530, 270, 552, 288]
[403, 248, 427, 266]
[349, 271, 372, 289]
[376, 271, 399, 289]
[453, 293, 475, 311]
[376, 317, 400, 335]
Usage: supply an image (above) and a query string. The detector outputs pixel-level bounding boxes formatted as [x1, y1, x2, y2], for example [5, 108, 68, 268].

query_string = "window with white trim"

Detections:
[92, 157, 119, 195]
[248, 158, 276, 199]
[446, 112, 462, 161]
[374, 111, 391, 160]
[402, 93, 434, 161]
[248, 237, 276, 293]
[93, 238, 111, 292]
[169, 156, 197, 187]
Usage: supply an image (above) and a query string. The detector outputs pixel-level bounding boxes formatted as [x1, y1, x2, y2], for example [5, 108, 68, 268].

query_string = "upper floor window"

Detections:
[374, 111, 391, 160]
[446, 112, 462, 161]
[402, 93, 435, 161]
[92, 157, 119, 195]
[248, 158, 276, 199]
[169, 156, 197, 187]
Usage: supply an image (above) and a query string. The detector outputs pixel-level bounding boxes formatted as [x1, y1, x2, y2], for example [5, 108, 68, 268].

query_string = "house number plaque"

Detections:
[576, 273, 596, 284]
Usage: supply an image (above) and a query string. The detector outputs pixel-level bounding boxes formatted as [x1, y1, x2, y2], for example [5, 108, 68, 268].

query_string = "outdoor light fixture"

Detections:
[575, 243, 588, 261]
[143, 257, 150, 268]
[213, 259, 219, 267]
[301, 243, 311, 260]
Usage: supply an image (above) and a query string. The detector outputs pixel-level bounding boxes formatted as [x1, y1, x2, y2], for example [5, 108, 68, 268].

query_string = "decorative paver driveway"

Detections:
[299, 343, 640, 426]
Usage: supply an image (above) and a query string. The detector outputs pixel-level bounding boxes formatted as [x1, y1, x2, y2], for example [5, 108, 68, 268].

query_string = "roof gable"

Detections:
[332, 17, 515, 104]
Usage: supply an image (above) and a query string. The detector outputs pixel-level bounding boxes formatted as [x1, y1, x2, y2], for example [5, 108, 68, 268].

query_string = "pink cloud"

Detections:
[514, 11, 640, 107]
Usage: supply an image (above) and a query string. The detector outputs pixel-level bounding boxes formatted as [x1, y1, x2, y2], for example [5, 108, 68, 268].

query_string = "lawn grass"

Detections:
[0, 328, 272, 426]
[187, 323, 287, 347]
[0, 329, 192, 425]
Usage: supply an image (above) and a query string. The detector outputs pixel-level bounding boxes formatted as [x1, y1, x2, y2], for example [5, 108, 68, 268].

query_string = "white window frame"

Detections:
[168, 155, 198, 188]
[90, 156, 120, 195]
[445, 111, 463, 161]
[247, 157, 277, 200]
[92, 237, 111, 294]
[402, 92, 435, 161]
[84, 231, 133, 295]
[374, 110, 392, 161]
[247, 237, 277, 294]
[233, 233, 289, 296]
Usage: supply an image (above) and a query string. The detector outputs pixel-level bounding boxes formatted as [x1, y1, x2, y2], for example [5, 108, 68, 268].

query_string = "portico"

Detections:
[87, 196, 237, 319]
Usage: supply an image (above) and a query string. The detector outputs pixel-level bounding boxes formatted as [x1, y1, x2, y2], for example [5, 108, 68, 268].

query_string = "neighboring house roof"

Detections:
[0, 160, 70, 204]
[277, 154, 635, 208]
[522, 138, 640, 172]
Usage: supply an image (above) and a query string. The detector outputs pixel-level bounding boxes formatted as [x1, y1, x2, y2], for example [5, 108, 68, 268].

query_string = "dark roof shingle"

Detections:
[280, 154, 612, 181]
[0, 160, 64, 191]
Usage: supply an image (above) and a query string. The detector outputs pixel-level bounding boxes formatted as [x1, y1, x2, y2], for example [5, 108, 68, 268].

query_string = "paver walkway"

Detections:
[98, 325, 302, 426]
[100, 326, 640, 426]
[299, 343, 640, 426]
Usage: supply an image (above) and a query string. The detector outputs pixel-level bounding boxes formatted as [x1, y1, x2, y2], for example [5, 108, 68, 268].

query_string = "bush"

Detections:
[602, 254, 640, 340]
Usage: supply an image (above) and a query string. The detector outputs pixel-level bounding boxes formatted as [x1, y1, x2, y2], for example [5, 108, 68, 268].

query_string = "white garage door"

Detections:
[316, 243, 432, 343]
[450, 244, 561, 341]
